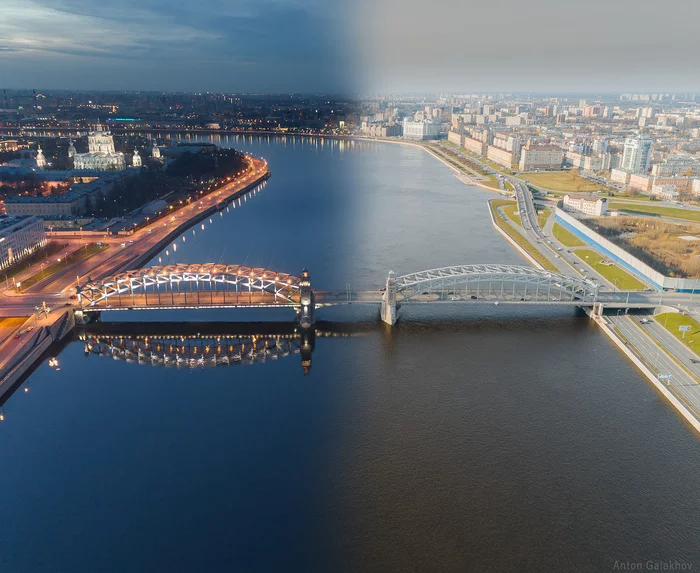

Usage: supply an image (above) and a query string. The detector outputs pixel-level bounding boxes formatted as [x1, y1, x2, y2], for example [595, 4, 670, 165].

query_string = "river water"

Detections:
[0, 136, 698, 573]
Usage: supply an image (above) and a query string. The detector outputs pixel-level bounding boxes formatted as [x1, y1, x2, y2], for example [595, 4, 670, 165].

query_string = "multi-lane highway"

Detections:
[609, 314, 700, 419]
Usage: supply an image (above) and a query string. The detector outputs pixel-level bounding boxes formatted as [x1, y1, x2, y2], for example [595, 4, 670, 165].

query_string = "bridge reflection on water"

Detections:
[79, 321, 375, 375]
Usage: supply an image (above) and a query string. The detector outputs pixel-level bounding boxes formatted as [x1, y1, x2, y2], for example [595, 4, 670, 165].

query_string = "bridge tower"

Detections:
[381, 271, 398, 326]
[298, 268, 315, 328]
[300, 328, 316, 375]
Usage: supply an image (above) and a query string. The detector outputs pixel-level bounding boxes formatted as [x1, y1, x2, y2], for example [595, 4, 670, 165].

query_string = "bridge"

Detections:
[76, 263, 657, 327]
[78, 321, 371, 374]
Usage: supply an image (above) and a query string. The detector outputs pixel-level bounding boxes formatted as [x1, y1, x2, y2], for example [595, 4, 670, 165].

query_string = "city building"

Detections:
[611, 168, 631, 185]
[487, 145, 515, 169]
[692, 178, 700, 197]
[4, 171, 135, 217]
[518, 145, 563, 171]
[72, 124, 126, 171]
[0, 215, 47, 271]
[0, 139, 20, 152]
[621, 134, 652, 174]
[35, 146, 46, 169]
[463, 136, 486, 155]
[402, 119, 440, 140]
[651, 157, 700, 177]
[650, 184, 679, 200]
[562, 194, 608, 216]
[629, 173, 652, 192]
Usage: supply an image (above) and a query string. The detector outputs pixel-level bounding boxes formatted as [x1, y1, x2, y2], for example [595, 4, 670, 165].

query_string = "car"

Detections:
[64, 303, 71, 307]
[470, 295, 477, 300]
[129, 240, 135, 244]
[14, 334, 20, 339]
[690, 358, 700, 364]
[27, 326, 33, 332]
[121, 242, 126, 248]
[70, 294, 77, 300]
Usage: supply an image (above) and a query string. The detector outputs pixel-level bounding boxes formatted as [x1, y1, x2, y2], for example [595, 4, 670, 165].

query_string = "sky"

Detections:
[0, 0, 355, 93]
[1, 0, 699, 94]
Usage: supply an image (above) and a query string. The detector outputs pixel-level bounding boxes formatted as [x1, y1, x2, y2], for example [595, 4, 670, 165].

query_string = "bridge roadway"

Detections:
[74, 288, 679, 311]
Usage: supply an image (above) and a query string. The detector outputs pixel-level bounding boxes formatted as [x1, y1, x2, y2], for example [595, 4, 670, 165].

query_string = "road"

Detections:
[1, 158, 269, 305]
[609, 314, 700, 419]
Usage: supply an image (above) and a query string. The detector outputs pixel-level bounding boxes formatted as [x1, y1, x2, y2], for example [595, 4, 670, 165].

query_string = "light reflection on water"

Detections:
[0, 136, 698, 573]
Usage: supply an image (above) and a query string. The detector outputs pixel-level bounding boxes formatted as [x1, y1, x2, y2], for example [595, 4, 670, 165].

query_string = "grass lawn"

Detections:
[490, 200, 558, 272]
[604, 194, 654, 202]
[537, 209, 549, 229]
[552, 223, 586, 247]
[521, 171, 610, 193]
[19, 244, 109, 290]
[502, 204, 522, 227]
[608, 202, 700, 223]
[655, 313, 700, 354]
[573, 249, 645, 290]
[434, 145, 499, 188]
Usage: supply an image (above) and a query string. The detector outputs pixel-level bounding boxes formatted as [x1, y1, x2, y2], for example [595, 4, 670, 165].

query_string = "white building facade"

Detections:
[0, 215, 47, 271]
[402, 119, 440, 140]
[621, 134, 652, 174]
[72, 125, 126, 171]
[519, 145, 564, 171]
[562, 194, 608, 217]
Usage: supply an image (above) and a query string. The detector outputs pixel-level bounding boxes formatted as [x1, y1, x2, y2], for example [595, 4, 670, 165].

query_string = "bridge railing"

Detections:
[392, 265, 599, 304]
[77, 264, 302, 308]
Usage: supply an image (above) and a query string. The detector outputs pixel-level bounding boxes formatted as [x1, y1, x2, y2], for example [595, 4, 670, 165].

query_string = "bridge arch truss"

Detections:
[393, 264, 598, 303]
[77, 264, 302, 308]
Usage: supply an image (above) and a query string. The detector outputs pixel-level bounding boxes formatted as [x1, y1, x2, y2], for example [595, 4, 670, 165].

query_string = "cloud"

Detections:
[0, 0, 354, 92]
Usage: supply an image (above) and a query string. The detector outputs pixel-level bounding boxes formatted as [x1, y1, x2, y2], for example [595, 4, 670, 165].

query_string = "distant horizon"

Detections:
[1, 88, 698, 98]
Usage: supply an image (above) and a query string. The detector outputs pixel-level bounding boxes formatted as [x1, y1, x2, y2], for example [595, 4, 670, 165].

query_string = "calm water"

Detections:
[0, 136, 698, 573]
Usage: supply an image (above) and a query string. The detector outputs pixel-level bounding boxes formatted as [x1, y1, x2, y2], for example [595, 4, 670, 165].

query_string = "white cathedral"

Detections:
[72, 124, 126, 171]
[70, 125, 162, 170]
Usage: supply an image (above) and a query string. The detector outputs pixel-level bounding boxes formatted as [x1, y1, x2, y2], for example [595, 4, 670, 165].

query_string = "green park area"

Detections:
[522, 171, 609, 193]
[655, 313, 700, 353]
[552, 223, 586, 247]
[537, 209, 549, 229]
[18, 243, 109, 291]
[490, 200, 557, 272]
[502, 204, 522, 227]
[608, 202, 700, 224]
[442, 149, 499, 188]
[573, 249, 645, 290]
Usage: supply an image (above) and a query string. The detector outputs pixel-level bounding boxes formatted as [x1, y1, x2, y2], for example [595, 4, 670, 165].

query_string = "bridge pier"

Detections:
[297, 268, 315, 328]
[381, 271, 398, 326]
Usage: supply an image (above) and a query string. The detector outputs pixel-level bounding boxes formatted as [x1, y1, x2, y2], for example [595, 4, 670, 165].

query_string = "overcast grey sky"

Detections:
[352, 0, 700, 93]
[1, 0, 697, 93]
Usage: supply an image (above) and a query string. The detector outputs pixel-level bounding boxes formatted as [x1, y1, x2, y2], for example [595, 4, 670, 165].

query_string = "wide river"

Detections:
[0, 136, 698, 572]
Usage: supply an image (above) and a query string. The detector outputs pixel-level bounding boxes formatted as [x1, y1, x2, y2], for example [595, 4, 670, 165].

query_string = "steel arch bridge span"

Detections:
[84, 334, 305, 369]
[393, 264, 598, 301]
[77, 264, 303, 308]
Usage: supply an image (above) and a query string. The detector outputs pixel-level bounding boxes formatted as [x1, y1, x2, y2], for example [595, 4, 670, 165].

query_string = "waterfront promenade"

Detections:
[0, 157, 270, 399]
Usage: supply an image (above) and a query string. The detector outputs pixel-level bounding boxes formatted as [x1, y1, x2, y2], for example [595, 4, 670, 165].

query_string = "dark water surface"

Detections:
[0, 136, 698, 573]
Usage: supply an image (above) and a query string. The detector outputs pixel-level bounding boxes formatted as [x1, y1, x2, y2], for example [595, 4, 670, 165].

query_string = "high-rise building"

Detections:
[621, 134, 652, 174]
